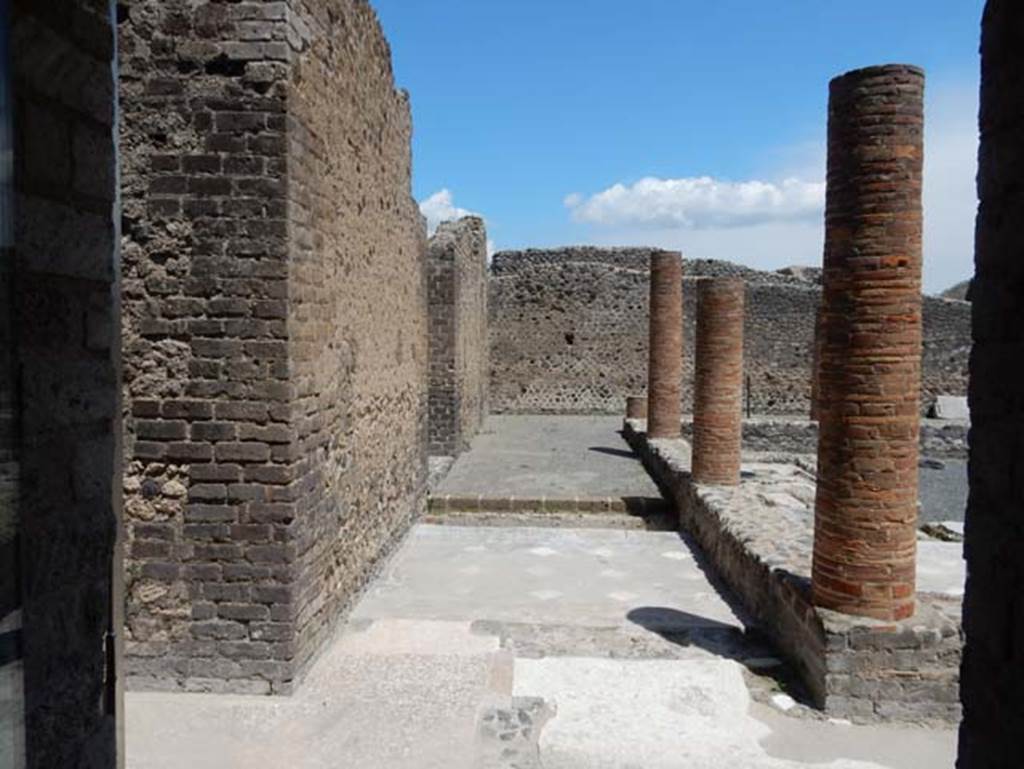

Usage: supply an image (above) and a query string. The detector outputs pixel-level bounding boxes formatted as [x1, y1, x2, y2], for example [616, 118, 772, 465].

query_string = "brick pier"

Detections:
[646, 251, 683, 439]
[625, 395, 647, 420]
[692, 278, 744, 485]
[812, 65, 925, 622]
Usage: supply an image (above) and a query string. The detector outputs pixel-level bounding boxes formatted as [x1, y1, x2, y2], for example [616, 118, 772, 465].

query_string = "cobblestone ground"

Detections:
[127, 418, 958, 768]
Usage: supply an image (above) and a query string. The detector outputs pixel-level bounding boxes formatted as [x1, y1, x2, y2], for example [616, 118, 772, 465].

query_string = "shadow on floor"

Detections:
[588, 446, 638, 460]
[625, 604, 812, 706]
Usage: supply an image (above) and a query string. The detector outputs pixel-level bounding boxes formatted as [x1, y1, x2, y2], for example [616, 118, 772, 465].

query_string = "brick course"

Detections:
[812, 64, 925, 622]
[692, 278, 744, 485]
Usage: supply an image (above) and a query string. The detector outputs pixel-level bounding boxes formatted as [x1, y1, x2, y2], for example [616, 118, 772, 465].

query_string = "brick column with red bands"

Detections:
[692, 278, 745, 485]
[811, 64, 924, 622]
[646, 251, 683, 439]
[626, 395, 648, 420]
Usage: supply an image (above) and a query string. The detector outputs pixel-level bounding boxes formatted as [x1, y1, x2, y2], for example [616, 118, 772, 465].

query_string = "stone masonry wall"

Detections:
[11, 1, 122, 765]
[119, 0, 426, 694]
[489, 248, 970, 416]
[285, 0, 427, 680]
[959, 2, 1024, 764]
[428, 216, 489, 456]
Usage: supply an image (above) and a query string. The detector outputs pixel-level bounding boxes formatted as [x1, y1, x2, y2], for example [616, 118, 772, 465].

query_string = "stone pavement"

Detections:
[127, 524, 957, 768]
[434, 415, 661, 499]
[127, 417, 959, 768]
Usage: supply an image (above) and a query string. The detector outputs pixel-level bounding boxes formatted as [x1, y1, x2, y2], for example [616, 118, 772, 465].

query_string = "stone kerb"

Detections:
[812, 64, 925, 622]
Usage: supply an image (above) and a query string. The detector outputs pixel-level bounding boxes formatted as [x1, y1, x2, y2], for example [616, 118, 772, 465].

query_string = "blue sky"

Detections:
[373, 0, 985, 293]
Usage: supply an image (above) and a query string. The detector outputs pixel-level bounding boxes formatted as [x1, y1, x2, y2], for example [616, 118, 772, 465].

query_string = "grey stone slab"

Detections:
[350, 524, 745, 631]
[930, 396, 969, 420]
[434, 415, 662, 499]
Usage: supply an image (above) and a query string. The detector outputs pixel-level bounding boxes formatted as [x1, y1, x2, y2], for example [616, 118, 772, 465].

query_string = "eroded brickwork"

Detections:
[692, 278, 744, 485]
[959, 2, 1024, 764]
[489, 248, 968, 416]
[119, 0, 426, 694]
[11, 0, 122, 764]
[812, 65, 924, 622]
[286, 0, 427, 679]
[427, 216, 489, 456]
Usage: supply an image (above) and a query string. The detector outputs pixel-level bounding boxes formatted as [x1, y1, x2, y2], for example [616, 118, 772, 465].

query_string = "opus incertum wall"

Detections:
[959, 1, 1024, 764]
[120, 0, 427, 694]
[427, 216, 489, 457]
[488, 248, 969, 416]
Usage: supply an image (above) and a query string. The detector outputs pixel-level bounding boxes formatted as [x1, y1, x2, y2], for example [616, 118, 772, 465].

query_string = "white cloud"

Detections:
[560, 80, 979, 294]
[565, 176, 825, 230]
[419, 188, 476, 235]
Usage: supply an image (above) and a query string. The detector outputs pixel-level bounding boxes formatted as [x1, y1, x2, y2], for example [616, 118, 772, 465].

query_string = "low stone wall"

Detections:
[676, 417, 968, 459]
[623, 419, 962, 724]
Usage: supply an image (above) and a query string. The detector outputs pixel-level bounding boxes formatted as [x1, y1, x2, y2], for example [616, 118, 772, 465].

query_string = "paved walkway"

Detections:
[127, 417, 957, 768]
[128, 525, 956, 768]
[434, 415, 661, 499]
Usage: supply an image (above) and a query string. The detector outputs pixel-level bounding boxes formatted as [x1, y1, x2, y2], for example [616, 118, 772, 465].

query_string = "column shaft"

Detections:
[812, 64, 924, 622]
[646, 252, 683, 439]
[692, 278, 745, 485]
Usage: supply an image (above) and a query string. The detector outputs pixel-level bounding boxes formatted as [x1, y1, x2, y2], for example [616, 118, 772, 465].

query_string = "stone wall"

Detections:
[10, 1, 122, 766]
[959, 1, 1024, 764]
[285, 0, 427, 681]
[119, 0, 426, 694]
[427, 216, 489, 456]
[489, 248, 970, 416]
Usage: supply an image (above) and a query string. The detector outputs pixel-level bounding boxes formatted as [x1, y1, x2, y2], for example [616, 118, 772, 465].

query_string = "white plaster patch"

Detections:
[529, 547, 559, 557]
[771, 693, 797, 712]
[530, 590, 563, 602]
[607, 591, 639, 602]
[600, 569, 626, 579]
[589, 547, 615, 558]
[660, 550, 690, 561]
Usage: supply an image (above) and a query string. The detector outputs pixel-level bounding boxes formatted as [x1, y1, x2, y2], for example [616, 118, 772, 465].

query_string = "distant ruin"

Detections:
[489, 247, 969, 416]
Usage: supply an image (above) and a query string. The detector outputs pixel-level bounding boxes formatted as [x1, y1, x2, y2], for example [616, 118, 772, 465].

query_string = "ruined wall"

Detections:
[489, 248, 970, 416]
[959, 1, 1024, 764]
[10, 0, 122, 765]
[119, 0, 426, 694]
[285, 0, 427, 677]
[428, 216, 489, 456]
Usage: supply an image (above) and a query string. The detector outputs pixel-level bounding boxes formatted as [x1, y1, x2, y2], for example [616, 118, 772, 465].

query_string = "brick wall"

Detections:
[427, 216, 489, 456]
[489, 248, 970, 416]
[285, 0, 427, 679]
[959, 1, 1024, 764]
[119, 0, 426, 694]
[10, 0, 122, 765]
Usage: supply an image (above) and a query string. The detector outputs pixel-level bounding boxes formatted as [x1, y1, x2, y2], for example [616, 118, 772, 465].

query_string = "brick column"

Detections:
[811, 64, 924, 622]
[692, 278, 745, 485]
[646, 251, 683, 439]
[626, 395, 647, 420]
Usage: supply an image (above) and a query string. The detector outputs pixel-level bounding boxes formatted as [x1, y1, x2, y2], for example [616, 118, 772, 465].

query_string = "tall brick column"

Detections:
[646, 251, 683, 439]
[959, 2, 1024, 764]
[811, 65, 924, 622]
[692, 278, 745, 485]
